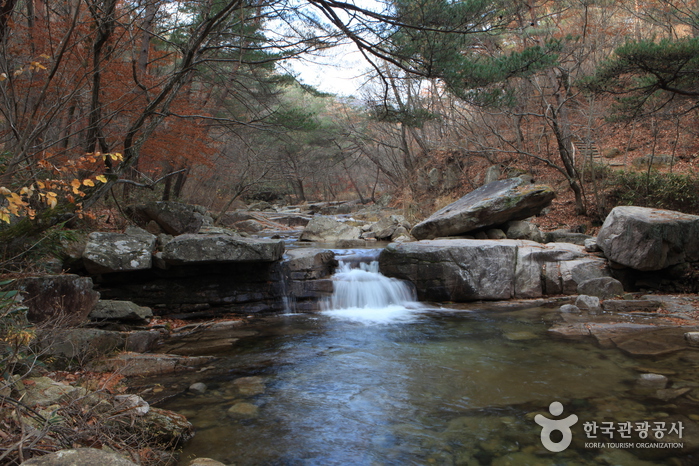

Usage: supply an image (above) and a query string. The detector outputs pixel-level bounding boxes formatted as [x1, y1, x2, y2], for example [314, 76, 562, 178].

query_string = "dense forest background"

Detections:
[1, 0, 698, 242]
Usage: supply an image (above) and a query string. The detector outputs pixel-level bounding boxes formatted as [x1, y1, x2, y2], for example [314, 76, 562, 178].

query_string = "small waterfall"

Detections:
[322, 252, 422, 324]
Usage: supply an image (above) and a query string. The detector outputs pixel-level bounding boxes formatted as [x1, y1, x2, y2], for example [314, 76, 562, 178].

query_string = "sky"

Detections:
[281, 43, 373, 97]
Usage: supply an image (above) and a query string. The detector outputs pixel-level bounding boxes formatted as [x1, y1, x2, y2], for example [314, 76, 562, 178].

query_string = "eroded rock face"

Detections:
[597, 206, 699, 271]
[379, 239, 609, 301]
[19, 274, 100, 324]
[161, 234, 284, 265]
[82, 227, 156, 274]
[410, 177, 555, 240]
[299, 215, 361, 242]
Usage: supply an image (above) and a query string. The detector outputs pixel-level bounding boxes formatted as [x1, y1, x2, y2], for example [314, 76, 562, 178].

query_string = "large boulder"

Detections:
[82, 227, 156, 274]
[596, 206, 699, 271]
[410, 177, 555, 240]
[369, 215, 411, 240]
[379, 239, 609, 301]
[19, 274, 100, 323]
[160, 234, 284, 265]
[140, 201, 205, 235]
[299, 215, 361, 242]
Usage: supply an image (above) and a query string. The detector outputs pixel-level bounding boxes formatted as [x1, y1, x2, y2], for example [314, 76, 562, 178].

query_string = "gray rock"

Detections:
[141, 201, 205, 235]
[379, 239, 609, 302]
[370, 215, 410, 239]
[391, 226, 410, 241]
[82, 227, 156, 273]
[19, 274, 100, 324]
[577, 277, 624, 299]
[234, 219, 265, 233]
[411, 177, 555, 240]
[19, 376, 88, 407]
[560, 304, 581, 313]
[21, 448, 137, 466]
[637, 373, 668, 389]
[505, 220, 544, 243]
[336, 239, 366, 248]
[575, 294, 601, 313]
[283, 249, 336, 280]
[189, 382, 208, 395]
[584, 237, 600, 252]
[685, 332, 699, 347]
[114, 394, 149, 415]
[90, 300, 153, 322]
[299, 215, 361, 242]
[161, 234, 284, 264]
[597, 206, 699, 271]
[544, 230, 591, 245]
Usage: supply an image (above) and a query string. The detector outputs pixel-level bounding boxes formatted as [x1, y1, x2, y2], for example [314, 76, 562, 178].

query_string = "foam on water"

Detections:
[321, 260, 423, 324]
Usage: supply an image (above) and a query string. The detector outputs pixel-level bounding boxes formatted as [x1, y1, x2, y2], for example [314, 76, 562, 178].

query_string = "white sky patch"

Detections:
[281, 44, 372, 97]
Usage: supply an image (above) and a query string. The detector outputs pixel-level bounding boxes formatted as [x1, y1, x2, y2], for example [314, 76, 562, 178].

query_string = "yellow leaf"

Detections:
[96, 175, 107, 183]
[0, 187, 11, 195]
[39, 54, 51, 60]
[71, 179, 81, 194]
[0, 209, 9, 224]
[13, 68, 22, 77]
[0, 73, 6, 82]
[47, 197, 57, 209]
[82, 179, 95, 187]
[37, 181, 45, 189]
[8, 193, 25, 205]
[110, 153, 123, 161]
[31, 61, 46, 71]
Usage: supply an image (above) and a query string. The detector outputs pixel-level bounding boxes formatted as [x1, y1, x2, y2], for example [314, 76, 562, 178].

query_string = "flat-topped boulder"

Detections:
[410, 177, 555, 240]
[161, 234, 284, 265]
[299, 215, 361, 242]
[379, 239, 609, 301]
[597, 206, 699, 271]
[82, 227, 156, 274]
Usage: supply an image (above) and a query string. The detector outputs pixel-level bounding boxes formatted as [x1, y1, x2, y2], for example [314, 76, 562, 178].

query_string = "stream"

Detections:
[157, 250, 698, 465]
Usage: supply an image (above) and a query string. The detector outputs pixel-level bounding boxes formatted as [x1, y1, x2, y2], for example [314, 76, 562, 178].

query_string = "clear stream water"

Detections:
[160, 252, 699, 465]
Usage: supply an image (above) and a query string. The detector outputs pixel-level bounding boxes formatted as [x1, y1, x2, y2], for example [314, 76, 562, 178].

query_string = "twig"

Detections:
[113, 169, 187, 190]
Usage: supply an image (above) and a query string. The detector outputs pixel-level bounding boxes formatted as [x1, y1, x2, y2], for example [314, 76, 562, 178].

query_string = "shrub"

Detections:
[607, 170, 699, 214]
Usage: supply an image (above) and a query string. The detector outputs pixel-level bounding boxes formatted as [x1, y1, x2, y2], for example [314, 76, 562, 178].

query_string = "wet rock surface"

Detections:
[379, 239, 609, 301]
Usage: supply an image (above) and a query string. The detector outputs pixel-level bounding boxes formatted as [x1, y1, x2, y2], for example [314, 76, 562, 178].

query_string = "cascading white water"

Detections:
[321, 256, 423, 324]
